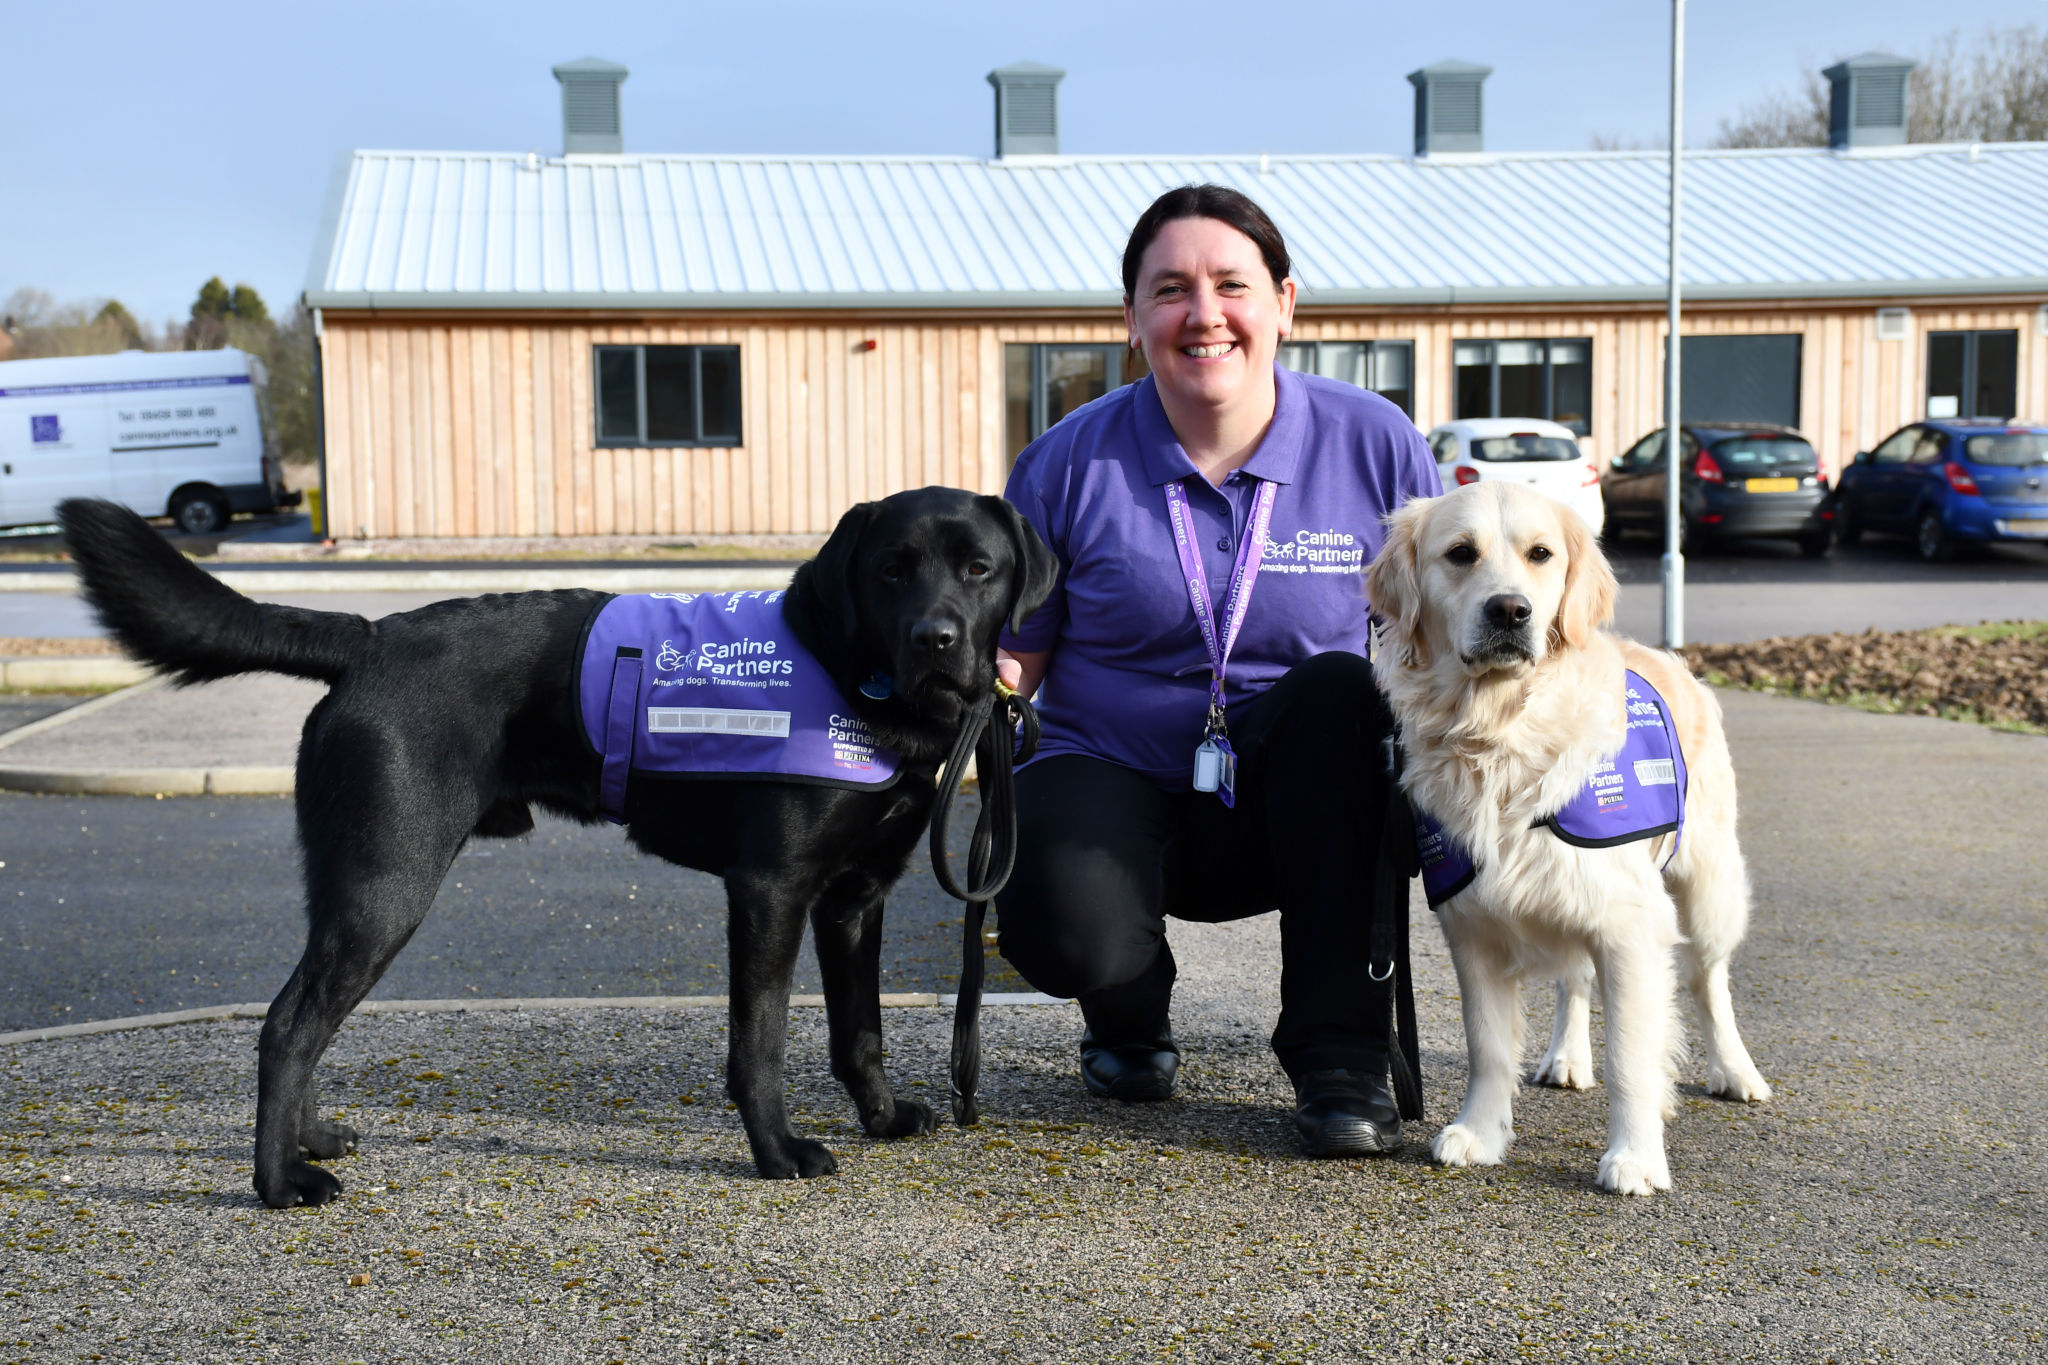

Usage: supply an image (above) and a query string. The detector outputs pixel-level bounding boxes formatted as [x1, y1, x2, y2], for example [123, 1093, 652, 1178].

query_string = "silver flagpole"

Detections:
[1662, 0, 1687, 648]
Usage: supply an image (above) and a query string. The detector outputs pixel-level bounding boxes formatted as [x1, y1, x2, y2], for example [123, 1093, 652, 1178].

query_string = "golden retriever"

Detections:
[1366, 482, 1770, 1196]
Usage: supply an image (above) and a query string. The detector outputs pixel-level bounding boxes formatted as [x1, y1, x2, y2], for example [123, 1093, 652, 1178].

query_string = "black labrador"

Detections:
[58, 488, 1056, 1208]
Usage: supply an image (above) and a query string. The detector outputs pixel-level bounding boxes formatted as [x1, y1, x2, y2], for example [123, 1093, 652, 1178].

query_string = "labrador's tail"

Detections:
[58, 498, 373, 686]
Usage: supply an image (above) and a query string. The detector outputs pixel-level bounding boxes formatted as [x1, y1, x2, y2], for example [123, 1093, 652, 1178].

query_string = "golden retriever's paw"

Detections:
[1707, 1065, 1773, 1104]
[1432, 1122, 1509, 1168]
[1595, 1148, 1671, 1197]
[1532, 1052, 1597, 1090]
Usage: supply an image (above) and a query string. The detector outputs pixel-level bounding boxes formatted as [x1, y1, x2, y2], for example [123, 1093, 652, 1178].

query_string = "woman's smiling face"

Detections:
[1126, 215, 1296, 414]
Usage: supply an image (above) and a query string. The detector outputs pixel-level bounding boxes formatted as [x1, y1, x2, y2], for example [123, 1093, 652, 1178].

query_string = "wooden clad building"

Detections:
[305, 60, 2048, 541]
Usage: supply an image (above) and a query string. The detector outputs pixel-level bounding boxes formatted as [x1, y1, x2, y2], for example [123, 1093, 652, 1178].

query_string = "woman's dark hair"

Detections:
[1120, 184, 1292, 301]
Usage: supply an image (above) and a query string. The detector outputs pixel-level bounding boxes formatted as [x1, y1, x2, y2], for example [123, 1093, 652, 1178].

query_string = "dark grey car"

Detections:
[1601, 422, 1833, 556]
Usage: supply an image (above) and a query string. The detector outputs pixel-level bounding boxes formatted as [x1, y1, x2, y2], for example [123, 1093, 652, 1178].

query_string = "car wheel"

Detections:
[1834, 501, 1863, 545]
[170, 489, 232, 536]
[1915, 507, 1955, 564]
[1798, 529, 1832, 559]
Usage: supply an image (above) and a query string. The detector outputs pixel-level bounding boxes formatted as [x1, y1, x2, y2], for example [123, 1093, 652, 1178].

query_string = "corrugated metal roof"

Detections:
[304, 143, 2048, 310]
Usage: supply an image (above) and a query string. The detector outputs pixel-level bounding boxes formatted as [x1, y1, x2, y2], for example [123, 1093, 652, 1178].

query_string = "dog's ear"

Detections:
[1367, 499, 1431, 668]
[801, 499, 878, 642]
[1554, 508, 1618, 650]
[974, 494, 1061, 636]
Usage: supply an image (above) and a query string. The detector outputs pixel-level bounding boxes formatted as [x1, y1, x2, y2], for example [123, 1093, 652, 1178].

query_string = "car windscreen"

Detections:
[1707, 436, 1816, 473]
[1470, 435, 1581, 463]
[1962, 432, 2048, 467]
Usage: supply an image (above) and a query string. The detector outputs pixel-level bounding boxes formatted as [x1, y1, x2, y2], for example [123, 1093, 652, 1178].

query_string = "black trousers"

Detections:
[994, 651, 1400, 1083]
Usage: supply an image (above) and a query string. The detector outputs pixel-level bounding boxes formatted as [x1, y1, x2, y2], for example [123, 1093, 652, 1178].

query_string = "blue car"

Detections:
[1834, 420, 2048, 562]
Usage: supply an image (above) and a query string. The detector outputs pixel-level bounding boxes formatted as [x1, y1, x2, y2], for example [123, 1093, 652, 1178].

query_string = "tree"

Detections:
[264, 302, 320, 472]
[1712, 71, 1827, 149]
[1, 287, 156, 358]
[229, 283, 270, 326]
[191, 276, 232, 322]
[1713, 25, 2048, 148]
[95, 300, 145, 350]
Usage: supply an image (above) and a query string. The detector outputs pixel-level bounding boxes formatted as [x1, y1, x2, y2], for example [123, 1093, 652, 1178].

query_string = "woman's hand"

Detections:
[996, 648, 1049, 701]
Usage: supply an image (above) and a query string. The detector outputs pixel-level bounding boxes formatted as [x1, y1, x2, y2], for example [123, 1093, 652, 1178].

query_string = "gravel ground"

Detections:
[1685, 621, 2048, 731]
[2, 692, 2043, 1363]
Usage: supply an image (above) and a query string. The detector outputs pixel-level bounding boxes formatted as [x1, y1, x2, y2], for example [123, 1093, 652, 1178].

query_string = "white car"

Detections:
[1425, 418, 1604, 534]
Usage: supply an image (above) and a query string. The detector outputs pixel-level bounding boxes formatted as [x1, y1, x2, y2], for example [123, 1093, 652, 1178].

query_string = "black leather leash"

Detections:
[927, 681, 1040, 1126]
[1375, 733, 1426, 1123]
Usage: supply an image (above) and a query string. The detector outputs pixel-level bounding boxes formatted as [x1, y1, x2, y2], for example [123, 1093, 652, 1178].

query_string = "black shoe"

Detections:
[1293, 1068, 1403, 1157]
[1079, 1031, 1180, 1102]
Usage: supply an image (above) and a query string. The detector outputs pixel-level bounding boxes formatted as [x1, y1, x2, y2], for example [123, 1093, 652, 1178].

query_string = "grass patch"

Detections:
[1932, 621, 2048, 643]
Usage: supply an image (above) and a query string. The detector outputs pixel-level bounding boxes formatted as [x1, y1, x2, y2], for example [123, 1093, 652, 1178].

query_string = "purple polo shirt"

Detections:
[1002, 366, 1441, 789]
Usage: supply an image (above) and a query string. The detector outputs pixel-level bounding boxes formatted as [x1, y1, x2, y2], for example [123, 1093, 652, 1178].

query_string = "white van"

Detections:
[0, 348, 292, 534]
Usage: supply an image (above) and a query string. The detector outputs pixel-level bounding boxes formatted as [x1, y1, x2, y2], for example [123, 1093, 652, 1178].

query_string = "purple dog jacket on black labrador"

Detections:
[576, 590, 902, 817]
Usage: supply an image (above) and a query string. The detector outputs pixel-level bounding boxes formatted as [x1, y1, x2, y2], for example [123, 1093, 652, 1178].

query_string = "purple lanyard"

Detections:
[1164, 475, 1278, 736]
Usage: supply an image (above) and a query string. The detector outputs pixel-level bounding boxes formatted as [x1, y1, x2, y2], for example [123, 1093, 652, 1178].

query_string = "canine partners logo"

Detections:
[30, 415, 61, 444]
[1261, 527, 1365, 576]
[656, 640, 700, 672]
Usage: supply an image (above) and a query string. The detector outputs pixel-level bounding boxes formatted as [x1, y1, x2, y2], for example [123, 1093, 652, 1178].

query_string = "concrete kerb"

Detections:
[0, 565, 798, 595]
[0, 657, 152, 689]
[0, 991, 1068, 1046]
[0, 764, 295, 795]
[0, 673, 296, 794]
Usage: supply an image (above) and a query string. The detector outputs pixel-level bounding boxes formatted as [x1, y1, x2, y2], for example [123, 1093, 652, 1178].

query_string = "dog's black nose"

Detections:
[910, 620, 958, 655]
[1483, 594, 1533, 627]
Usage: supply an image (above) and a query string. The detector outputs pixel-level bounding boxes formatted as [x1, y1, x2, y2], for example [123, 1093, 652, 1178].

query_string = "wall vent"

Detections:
[1824, 53, 1914, 150]
[988, 61, 1065, 158]
[1875, 308, 1911, 342]
[1407, 61, 1492, 156]
[553, 57, 629, 155]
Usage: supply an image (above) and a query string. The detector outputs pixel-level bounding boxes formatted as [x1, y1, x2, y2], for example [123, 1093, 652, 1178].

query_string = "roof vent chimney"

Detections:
[1824, 53, 1914, 150]
[1407, 60, 1492, 156]
[988, 61, 1065, 157]
[553, 57, 628, 155]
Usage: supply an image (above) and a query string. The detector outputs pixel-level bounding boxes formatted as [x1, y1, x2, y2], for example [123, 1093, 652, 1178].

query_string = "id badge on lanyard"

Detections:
[1164, 477, 1277, 807]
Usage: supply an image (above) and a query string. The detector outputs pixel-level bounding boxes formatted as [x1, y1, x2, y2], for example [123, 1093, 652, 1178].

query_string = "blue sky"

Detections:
[2, 0, 2039, 327]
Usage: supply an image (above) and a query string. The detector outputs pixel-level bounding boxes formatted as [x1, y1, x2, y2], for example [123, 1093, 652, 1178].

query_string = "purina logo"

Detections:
[30, 415, 60, 443]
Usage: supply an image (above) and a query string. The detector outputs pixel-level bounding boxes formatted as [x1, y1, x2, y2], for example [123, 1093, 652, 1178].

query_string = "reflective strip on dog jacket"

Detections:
[575, 591, 902, 820]
[1414, 670, 1688, 908]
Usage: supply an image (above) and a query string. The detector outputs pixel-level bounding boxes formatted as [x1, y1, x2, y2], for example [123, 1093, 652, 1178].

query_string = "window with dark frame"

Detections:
[593, 344, 743, 447]
[1276, 340, 1415, 417]
[1452, 338, 1592, 434]
[1003, 343, 1150, 465]
[1926, 330, 2018, 421]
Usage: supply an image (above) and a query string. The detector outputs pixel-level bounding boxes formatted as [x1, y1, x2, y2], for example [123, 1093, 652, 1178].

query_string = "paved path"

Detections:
[5, 535, 2047, 643]
[0, 786, 1018, 1033]
[0, 689, 2041, 1361]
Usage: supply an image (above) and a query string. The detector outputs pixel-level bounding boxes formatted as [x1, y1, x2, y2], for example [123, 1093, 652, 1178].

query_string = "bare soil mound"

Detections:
[1682, 622, 2048, 731]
